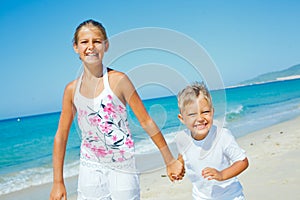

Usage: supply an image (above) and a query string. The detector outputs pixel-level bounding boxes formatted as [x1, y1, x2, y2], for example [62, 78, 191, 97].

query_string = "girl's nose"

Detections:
[87, 41, 94, 49]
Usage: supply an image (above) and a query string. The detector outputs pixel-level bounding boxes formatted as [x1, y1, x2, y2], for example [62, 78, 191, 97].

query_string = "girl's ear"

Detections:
[73, 43, 79, 53]
[104, 40, 109, 52]
[178, 113, 185, 124]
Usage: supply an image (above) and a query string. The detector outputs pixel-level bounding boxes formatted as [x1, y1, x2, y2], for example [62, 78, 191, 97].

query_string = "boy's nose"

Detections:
[196, 114, 205, 121]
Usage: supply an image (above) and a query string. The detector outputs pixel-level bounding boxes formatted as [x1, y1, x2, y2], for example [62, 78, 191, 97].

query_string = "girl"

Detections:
[49, 19, 183, 200]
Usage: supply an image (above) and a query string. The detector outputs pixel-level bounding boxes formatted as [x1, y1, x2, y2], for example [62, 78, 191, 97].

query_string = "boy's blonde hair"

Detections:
[177, 82, 213, 113]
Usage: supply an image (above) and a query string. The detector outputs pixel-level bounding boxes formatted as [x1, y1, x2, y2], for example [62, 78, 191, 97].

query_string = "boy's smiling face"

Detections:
[178, 95, 214, 140]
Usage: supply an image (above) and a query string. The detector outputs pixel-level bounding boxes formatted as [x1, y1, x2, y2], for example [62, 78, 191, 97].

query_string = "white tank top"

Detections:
[74, 67, 135, 168]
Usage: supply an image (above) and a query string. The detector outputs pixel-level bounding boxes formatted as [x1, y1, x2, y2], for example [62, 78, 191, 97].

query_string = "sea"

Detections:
[0, 78, 300, 196]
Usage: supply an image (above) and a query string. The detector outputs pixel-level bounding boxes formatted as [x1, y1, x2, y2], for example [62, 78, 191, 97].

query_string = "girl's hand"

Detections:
[167, 159, 185, 182]
[202, 167, 223, 181]
[49, 182, 67, 200]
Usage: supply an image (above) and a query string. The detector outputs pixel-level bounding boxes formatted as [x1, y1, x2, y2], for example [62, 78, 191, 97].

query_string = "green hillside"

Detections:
[239, 64, 300, 85]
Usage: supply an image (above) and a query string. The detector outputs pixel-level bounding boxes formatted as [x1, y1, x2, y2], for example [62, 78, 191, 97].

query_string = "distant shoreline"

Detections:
[0, 110, 62, 122]
[226, 75, 300, 89]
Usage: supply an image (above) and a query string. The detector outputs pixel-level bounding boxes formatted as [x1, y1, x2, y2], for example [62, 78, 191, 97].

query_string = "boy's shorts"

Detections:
[77, 161, 140, 200]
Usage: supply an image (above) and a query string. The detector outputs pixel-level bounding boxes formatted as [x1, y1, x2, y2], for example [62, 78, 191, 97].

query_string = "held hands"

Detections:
[49, 182, 67, 200]
[167, 159, 185, 182]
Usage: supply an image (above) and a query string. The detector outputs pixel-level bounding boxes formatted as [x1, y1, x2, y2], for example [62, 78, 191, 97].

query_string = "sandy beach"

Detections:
[1, 116, 299, 200]
[141, 116, 300, 200]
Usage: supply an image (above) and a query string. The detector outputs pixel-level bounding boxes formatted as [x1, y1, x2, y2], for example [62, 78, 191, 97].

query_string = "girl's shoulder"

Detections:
[65, 79, 77, 91]
[107, 68, 127, 77]
[63, 79, 78, 100]
[107, 68, 131, 85]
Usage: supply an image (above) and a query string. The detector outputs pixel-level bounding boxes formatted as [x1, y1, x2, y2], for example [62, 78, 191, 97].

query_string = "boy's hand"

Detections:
[202, 167, 223, 181]
[202, 158, 249, 181]
[167, 159, 185, 182]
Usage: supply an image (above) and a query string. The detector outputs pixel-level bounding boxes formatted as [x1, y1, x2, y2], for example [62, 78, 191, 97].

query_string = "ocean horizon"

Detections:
[1, 78, 300, 196]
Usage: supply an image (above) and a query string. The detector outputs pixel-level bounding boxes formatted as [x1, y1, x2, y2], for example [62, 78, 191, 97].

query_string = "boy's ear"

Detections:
[178, 113, 184, 124]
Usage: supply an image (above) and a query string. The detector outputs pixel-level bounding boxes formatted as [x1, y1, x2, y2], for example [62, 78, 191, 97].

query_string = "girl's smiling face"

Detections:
[178, 95, 214, 140]
[73, 26, 107, 65]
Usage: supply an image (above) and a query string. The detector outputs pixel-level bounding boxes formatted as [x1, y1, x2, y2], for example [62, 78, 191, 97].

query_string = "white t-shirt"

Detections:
[175, 125, 246, 200]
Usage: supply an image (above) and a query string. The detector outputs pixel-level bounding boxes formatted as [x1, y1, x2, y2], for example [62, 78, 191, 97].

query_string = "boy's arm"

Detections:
[202, 157, 249, 181]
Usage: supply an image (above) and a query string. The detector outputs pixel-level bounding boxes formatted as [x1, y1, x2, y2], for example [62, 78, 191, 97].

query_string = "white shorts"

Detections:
[77, 161, 140, 200]
[192, 194, 245, 200]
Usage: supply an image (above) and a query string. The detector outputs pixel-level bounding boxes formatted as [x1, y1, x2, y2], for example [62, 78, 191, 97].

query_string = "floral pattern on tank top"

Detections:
[74, 71, 134, 165]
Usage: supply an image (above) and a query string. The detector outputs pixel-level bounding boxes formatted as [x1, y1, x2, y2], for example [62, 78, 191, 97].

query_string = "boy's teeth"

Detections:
[196, 124, 205, 128]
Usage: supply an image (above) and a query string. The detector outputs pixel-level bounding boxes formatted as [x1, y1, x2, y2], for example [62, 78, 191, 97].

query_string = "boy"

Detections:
[175, 82, 248, 200]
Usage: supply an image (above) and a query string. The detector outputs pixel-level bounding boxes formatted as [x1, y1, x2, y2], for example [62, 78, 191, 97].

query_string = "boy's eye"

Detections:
[187, 113, 197, 117]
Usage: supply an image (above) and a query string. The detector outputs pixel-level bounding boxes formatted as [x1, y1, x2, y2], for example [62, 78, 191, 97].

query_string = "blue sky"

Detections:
[1, 0, 300, 120]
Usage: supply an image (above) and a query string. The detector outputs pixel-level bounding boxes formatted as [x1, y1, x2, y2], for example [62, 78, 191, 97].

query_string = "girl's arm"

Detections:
[50, 81, 76, 200]
[178, 154, 185, 165]
[177, 154, 185, 179]
[202, 157, 249, 181]
[115, 72, 184, 181]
